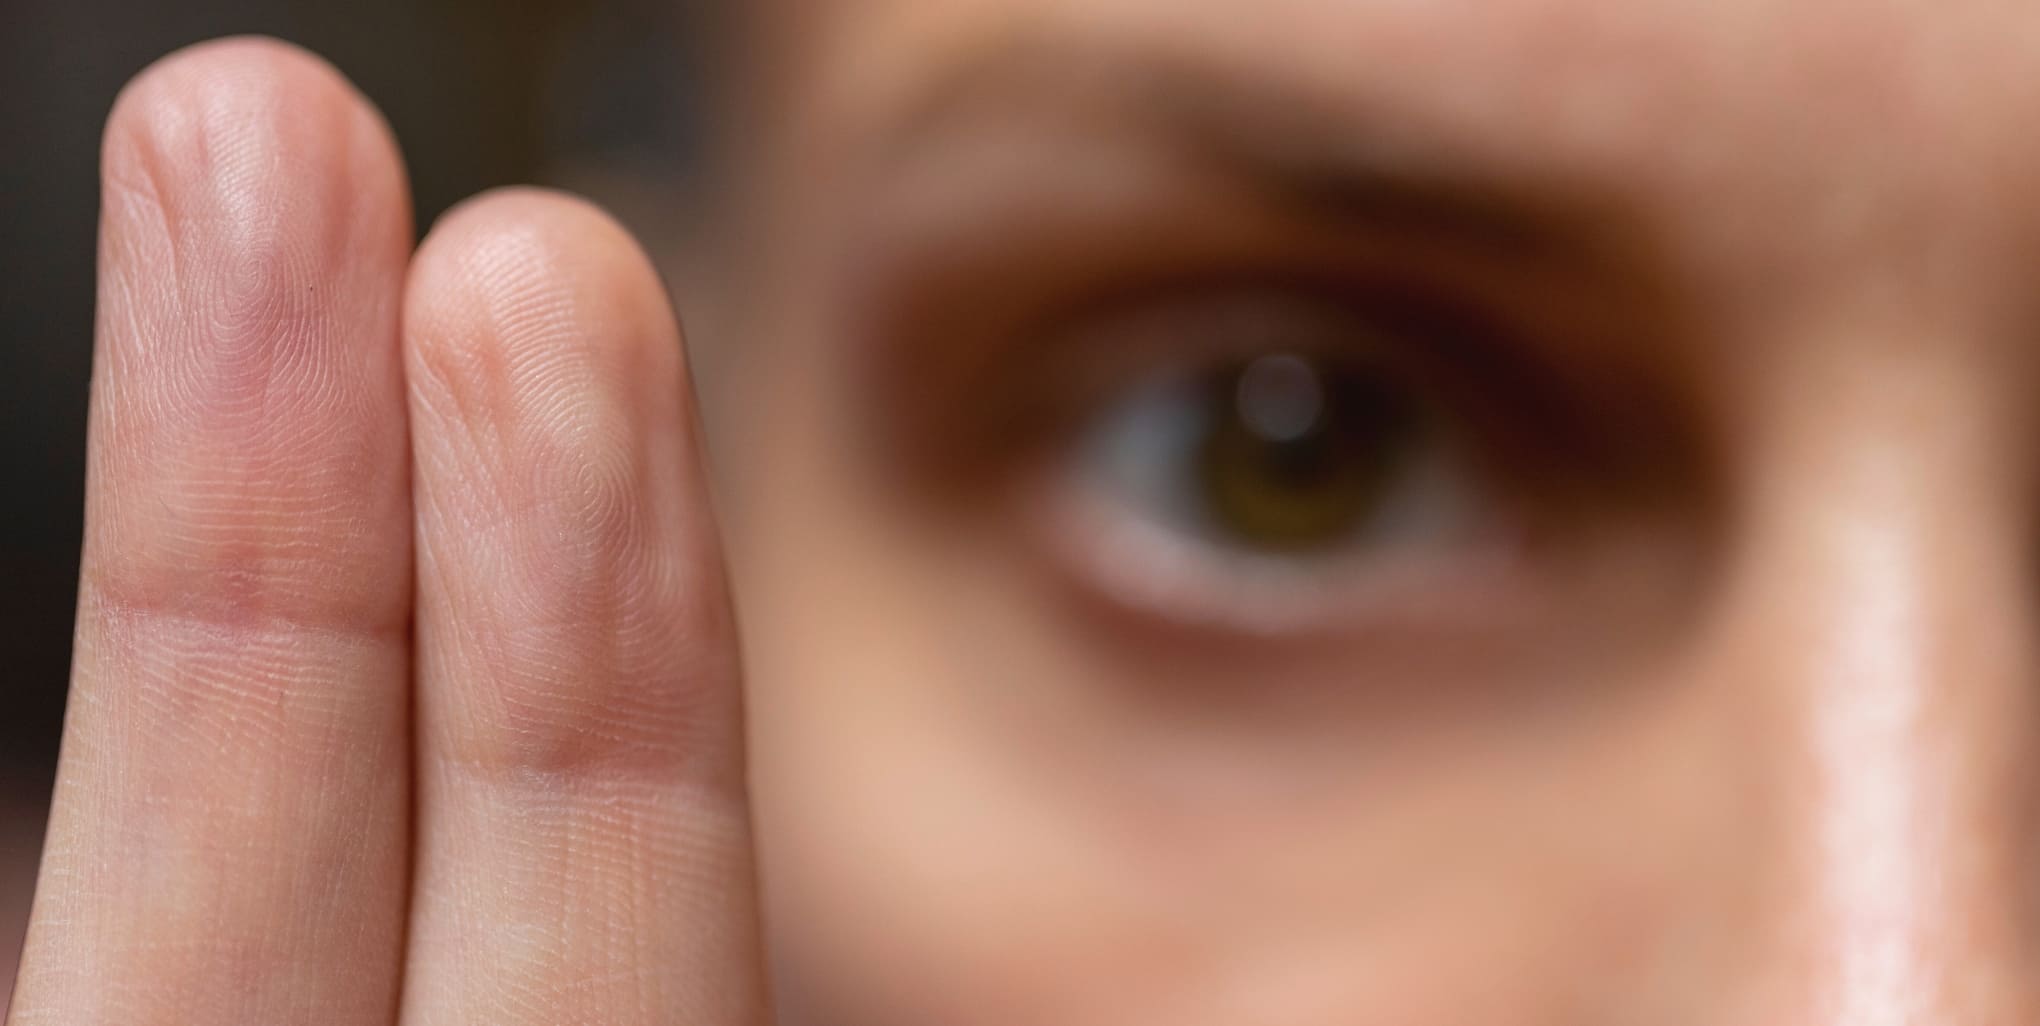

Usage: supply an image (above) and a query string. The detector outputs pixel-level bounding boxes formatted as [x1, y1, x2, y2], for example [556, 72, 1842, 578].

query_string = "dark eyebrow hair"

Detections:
[873, 36, 1642, 266]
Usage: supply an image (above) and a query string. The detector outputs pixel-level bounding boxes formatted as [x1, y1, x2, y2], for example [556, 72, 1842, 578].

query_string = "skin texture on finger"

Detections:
[400, 189, 766, 1026]
[9, 39, 416, 1026]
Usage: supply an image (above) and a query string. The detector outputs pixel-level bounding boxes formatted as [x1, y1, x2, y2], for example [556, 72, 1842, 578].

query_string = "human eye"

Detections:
[838, 120, 1711, 666]
[1080, 340, 1458, 557]
[1023, 284, 1549, 639]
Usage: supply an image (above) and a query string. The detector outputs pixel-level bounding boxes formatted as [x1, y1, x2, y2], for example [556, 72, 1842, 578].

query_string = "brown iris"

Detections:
[1196, 354, 1422, 552]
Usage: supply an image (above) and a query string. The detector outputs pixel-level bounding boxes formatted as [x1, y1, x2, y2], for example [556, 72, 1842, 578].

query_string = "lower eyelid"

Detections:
[1024, 470, 1537, 643]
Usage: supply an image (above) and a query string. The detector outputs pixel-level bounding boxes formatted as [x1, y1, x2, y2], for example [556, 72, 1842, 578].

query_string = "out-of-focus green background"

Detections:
[0, 0, 721, 997]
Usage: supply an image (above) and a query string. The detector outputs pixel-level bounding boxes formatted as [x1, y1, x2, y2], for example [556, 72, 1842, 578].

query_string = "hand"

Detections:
[6, 37, 767, 1026]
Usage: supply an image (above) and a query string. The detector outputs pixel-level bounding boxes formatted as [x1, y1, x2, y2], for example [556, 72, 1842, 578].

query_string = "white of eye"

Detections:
[1078, 370, 1212, 538]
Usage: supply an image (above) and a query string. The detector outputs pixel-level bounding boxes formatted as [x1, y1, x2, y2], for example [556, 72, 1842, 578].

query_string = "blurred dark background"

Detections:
[0, 0, 721, 997]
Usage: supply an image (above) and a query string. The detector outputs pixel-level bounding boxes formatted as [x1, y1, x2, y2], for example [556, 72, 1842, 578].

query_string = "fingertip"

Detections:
[108, 35, 390, 149]
[85, 35, 419, 639]
[102, 36, 411, 254]
[407, 187, 687, 414]
[414, 187, 676, 335]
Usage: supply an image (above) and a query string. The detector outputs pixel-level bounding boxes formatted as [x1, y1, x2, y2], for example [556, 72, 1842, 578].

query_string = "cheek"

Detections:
[735, 488, 1755, 1026]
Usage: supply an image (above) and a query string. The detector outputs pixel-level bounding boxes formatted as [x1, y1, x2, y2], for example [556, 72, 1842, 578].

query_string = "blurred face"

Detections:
[719, 1, 2040, 1023]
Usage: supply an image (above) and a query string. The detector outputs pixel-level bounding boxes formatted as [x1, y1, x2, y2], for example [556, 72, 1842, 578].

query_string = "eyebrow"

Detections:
[872, 37, 1641, 266]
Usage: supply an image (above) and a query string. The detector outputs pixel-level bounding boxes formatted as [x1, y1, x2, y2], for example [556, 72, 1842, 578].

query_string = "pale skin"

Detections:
[15, 2, 2040, 1024]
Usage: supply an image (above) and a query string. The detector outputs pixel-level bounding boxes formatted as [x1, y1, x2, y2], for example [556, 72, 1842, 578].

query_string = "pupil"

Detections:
[1197, 354, 1414, 551]
[1235, 355, 1325, 443]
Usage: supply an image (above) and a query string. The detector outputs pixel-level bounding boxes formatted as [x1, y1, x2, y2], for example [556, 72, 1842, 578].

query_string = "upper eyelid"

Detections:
[1042, 285, 1594, 468]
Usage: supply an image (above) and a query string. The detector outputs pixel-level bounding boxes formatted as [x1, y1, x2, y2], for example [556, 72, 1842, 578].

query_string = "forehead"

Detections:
[797, 0, 2040, 117]
[766, 0, 2040, 295]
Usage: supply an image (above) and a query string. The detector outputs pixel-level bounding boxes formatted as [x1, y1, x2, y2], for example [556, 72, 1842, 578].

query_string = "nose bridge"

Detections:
[1721, 345, 2040, 1022]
